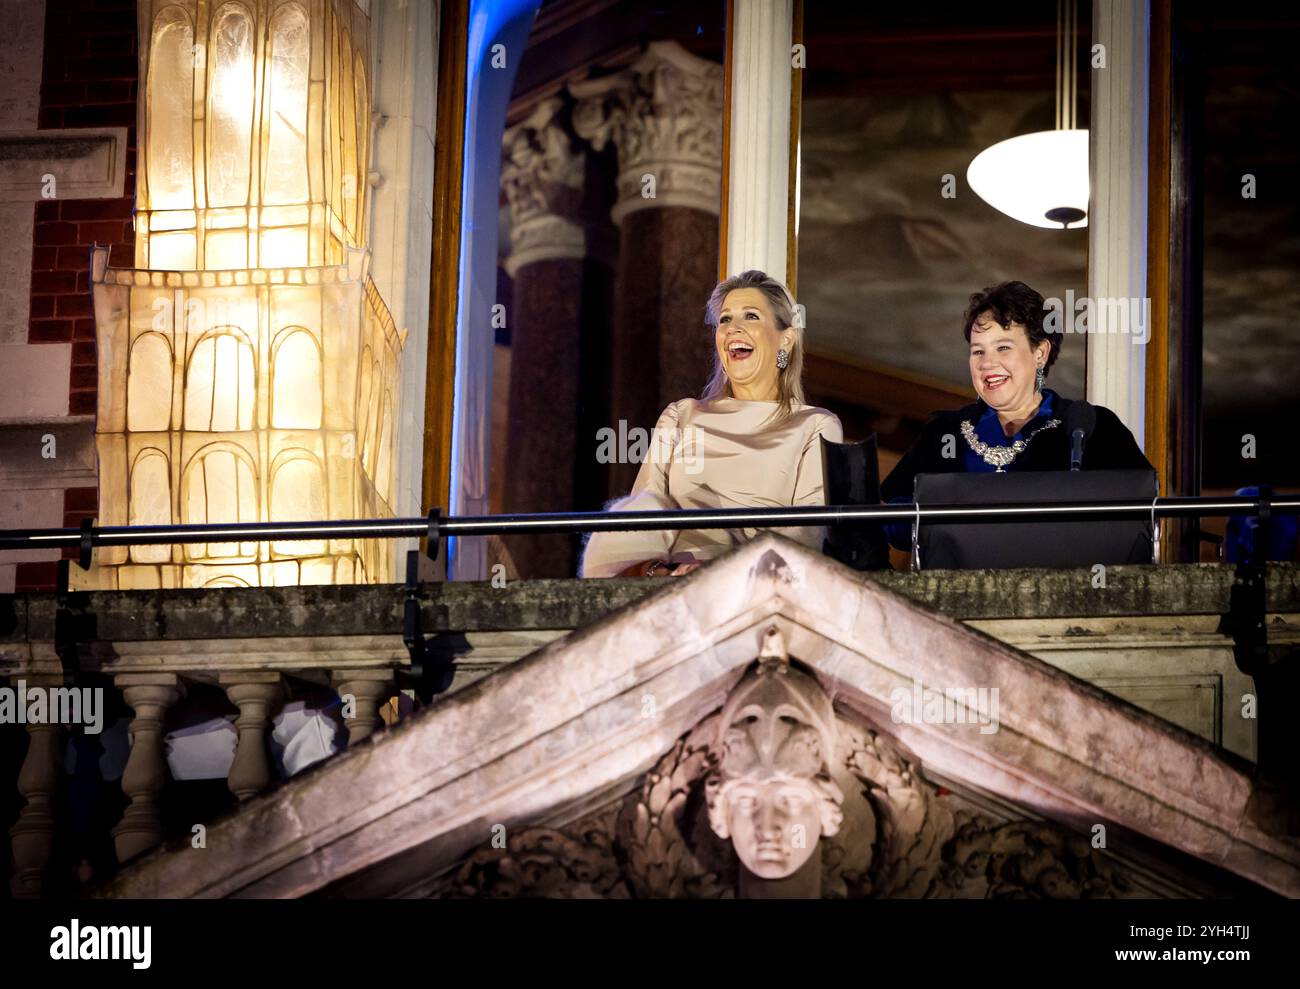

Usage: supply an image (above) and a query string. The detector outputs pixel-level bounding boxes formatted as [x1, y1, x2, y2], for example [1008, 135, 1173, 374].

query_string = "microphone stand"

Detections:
[1069, 428, 1085, 471]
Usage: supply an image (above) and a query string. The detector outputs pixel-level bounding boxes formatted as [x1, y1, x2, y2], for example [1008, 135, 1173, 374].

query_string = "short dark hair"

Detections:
[962, 280, 1063, 375]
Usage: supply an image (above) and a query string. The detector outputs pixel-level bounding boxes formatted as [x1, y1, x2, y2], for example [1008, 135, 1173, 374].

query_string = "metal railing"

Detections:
[1, 494, 1297, 556]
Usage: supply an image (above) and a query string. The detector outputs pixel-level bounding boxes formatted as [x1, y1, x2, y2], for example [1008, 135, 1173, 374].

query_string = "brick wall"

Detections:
[16, 0, 137, 591]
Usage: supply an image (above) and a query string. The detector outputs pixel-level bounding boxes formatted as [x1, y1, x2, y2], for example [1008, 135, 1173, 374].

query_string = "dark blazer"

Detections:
[881, 394, 1154, 503]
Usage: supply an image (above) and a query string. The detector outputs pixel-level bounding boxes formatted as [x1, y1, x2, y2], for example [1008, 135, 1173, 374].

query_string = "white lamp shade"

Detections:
[966, 129, 1090, 229]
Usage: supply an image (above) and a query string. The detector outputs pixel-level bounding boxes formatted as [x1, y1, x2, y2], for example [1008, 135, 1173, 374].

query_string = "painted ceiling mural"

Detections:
[797, 90, 1089, 402]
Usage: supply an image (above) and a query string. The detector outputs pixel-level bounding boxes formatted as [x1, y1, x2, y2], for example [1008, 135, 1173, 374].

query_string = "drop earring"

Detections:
[1034, 363, 1045, 392]
[776, 348, 789, 370]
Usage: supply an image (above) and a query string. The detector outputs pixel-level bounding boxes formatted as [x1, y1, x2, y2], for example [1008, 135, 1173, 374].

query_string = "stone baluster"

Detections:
[331, 670, 395, 747]
[111, 674, 185, 865]
[8, 675, 66, 898]
[221, 673, 284, 802]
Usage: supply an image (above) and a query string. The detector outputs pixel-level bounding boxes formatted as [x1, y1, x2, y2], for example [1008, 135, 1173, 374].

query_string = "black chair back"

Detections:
[820, 434, 890, 571]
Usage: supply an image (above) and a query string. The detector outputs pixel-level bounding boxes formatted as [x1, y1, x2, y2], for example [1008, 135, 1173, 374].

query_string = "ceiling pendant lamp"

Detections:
[966, 0, 1089, 229]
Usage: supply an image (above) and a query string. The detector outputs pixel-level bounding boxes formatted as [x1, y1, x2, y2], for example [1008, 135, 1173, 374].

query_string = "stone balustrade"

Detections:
[2, 558, 1298, 896]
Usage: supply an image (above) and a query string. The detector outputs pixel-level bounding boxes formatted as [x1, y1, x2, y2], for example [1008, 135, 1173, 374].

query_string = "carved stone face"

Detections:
[720, 777, 826, 879]
[706, 658, 843, 881]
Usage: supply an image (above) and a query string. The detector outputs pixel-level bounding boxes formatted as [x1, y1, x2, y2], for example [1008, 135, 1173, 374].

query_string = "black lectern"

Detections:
[912, 469, 1159, 570]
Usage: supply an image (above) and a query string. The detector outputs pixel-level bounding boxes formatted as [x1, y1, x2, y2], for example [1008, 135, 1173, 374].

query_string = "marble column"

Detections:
[1087, 0, 1150, 438]
[499, 97, 616, 577]
[221, 673, 283, 802]
[725, 0, 795, 279]
[8, 675, 65, 898]
[111, 674, 185, 865]
[572, 42, 724, 498]
[331, 670, 394, 747]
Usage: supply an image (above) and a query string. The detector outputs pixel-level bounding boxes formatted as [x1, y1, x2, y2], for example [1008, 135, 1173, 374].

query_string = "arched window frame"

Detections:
[183, 325, 258, 432]
[126, 330, 176, 432]
[180, 440, 261, 561]
[268, 446, 327, 558]
[269, 324, 324, 429]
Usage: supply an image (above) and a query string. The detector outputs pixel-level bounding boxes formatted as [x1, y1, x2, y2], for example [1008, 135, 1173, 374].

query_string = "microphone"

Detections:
[1065, 402, 1096, 471]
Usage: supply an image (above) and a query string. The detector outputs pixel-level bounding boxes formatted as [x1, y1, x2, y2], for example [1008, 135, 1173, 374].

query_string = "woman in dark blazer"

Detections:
[880, 281, 1153, 545]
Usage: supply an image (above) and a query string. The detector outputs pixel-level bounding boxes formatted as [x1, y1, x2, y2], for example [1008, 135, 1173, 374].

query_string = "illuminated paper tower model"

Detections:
[87, 0, 402, 589]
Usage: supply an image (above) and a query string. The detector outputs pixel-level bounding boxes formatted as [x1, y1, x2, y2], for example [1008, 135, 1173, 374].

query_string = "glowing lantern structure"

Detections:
[82, 0, 403, 590]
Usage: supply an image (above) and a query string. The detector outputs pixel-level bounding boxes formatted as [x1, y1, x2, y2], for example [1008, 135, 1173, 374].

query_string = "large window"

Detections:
[796, 2, 1092, 473]
[1184, 5, 1300, 554]
[447, 0, 727, 579]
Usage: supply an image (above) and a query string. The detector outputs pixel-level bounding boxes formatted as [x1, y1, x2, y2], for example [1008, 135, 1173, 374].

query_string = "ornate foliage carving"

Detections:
[438, 672, 1140, 899]
[500, 97, 586, 227]
[617, 723, 736, 898]
[930, 814, 1137, 899]
[447, 807, 627, 899]
[569, 41, 723, 220]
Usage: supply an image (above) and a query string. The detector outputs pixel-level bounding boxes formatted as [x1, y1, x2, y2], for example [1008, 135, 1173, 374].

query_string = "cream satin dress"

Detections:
[580, 397, 844, 577]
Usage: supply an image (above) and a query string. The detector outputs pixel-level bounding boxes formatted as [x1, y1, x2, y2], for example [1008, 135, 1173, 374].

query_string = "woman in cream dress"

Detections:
[581, 270, 843, 578]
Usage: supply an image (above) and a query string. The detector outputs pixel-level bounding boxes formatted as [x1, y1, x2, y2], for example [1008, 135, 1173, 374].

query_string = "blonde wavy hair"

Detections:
[701, 269, 806, 426]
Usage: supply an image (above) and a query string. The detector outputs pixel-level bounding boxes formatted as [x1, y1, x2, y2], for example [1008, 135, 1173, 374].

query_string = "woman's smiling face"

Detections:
[968, 310, 1049, 413]
[716, 287, 790, 398]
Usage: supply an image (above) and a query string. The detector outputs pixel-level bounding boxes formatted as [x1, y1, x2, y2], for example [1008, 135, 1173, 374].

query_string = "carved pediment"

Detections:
[434, 658, 1141, 899]
[97, 535, 1300, 900]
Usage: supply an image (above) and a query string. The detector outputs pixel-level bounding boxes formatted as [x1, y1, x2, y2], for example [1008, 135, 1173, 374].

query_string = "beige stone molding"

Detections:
[0, 128, 129, 202]
[75, 635, 408, 679]
[0, 348, 80, 421]
[112, 674, 185, 864]
[0, 417, 96, 489]
[570, 41, 724, 225]
[95, 535, 1300, 899]
[366, 0, 438, 524]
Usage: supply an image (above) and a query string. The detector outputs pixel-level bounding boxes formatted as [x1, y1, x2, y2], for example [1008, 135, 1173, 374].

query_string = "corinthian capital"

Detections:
[570, 41, 724, 224]
[500, 97, 589, 276]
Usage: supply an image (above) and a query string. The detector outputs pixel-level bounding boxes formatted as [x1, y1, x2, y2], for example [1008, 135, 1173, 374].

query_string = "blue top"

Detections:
[962, 388, 1058, 473]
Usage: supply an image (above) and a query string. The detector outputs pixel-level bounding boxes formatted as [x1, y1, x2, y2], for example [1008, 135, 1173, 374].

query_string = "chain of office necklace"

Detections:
[960, 417, 1062, 472]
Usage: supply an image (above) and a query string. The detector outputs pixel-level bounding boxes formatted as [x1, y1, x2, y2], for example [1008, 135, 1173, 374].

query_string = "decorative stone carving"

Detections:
[450, 806, 627, 899]
[500, 97, 589, 277]
[616, 721, 736, 899]
[570, 41, 723, 224]
[931, 814, 1136, 899]
[702, 628, 843, 894]
[435, 633, 1144, 899]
